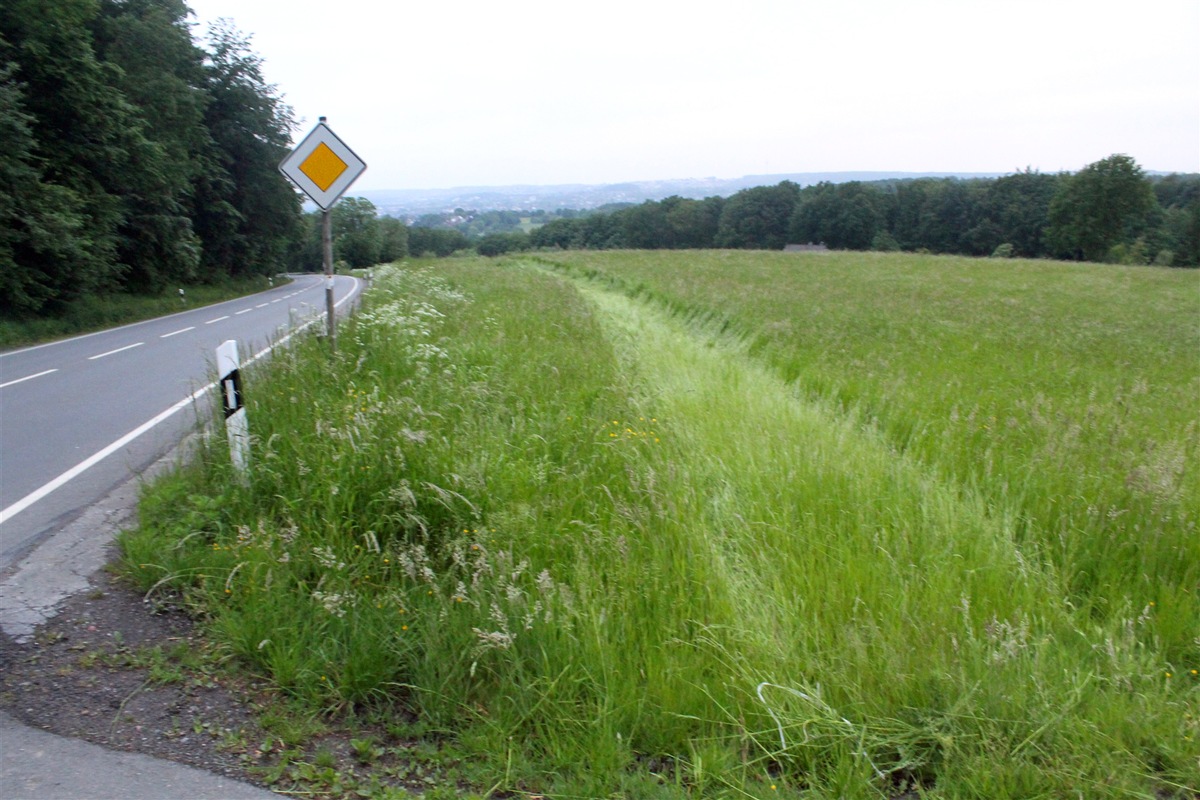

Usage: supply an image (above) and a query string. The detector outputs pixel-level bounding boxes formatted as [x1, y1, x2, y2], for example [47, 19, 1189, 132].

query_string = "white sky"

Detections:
[184, 0, 1200, 191]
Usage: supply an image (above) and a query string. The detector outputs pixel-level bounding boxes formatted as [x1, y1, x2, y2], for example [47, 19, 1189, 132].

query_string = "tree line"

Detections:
[301, 155, 1200, 268]
[1, 0, 303, 317]
[474, 156, 1200, 266]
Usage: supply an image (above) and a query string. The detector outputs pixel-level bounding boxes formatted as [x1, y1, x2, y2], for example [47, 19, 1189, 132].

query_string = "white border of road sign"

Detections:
[279, 122, 367, 210]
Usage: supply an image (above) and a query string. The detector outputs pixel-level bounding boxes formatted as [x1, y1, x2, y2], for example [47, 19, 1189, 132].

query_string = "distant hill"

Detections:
[359, 171, 1008, 219]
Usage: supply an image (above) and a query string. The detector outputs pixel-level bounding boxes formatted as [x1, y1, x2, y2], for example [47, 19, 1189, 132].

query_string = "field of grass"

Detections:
[121, 251, 1198, 798]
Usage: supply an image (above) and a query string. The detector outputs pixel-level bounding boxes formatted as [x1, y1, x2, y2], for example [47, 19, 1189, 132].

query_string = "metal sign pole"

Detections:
[322, 206, 335, 349]
[278, 113, 365, 354]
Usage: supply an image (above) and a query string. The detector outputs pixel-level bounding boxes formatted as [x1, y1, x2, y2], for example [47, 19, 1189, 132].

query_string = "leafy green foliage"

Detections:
[789, 181, 883, 249]
[0, 0, 302, 316]
[331, 197, 382, 268]
[475, 231, 530, 257]
[714, 180, 800, 249]
[196, 19, 300, 279]
[378, 216, 408, 263]
[0, 58, 95, 313]
[0, 0, 134, 310]
[1047, 154, 1158, 262]
[407, 226, 468, 257]
[90, 0, 207, 291]
[520, 160, 1197, 267]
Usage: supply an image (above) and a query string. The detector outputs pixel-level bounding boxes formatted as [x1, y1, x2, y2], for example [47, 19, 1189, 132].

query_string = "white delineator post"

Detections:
[216, 340, 249, 475]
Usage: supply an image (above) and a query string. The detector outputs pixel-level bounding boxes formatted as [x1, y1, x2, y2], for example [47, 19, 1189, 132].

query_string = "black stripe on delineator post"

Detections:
[222, 368, 242, 419]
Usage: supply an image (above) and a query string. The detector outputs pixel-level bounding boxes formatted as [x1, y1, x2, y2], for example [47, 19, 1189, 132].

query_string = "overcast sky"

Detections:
[184, 0, 1200, 191]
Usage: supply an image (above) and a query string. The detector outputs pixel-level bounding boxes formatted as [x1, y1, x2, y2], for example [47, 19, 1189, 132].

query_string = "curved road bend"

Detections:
[0, 274, 361, 570]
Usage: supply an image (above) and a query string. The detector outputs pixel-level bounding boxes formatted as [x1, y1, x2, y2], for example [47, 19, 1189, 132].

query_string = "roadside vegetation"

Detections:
[121, 251, 1198, 798]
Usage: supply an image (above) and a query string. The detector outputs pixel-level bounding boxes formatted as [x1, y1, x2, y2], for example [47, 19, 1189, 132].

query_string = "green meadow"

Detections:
[123, 251, 1199, 798]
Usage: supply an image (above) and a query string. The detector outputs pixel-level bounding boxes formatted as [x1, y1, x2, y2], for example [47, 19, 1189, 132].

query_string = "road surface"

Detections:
[0, 274, 361, 569]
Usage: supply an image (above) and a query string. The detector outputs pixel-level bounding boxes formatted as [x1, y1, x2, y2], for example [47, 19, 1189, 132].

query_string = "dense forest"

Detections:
[0, 0, 302, 317]
[4, 1, 1196, 322]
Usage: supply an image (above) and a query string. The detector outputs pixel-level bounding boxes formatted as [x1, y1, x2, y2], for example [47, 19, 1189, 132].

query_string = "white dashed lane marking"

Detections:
[0, 369, 58, 390]
[87, 343, 143, 360]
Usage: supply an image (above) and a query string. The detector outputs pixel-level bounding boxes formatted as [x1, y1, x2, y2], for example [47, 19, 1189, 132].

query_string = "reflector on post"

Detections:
[216, 340, 249, 475]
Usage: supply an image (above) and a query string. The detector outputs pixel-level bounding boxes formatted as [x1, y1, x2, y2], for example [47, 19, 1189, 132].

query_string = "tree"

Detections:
[1170, 203, 1200, 266]
[1150, 173, 1200, 211]
[1046, 154, 1157, 262]
[408, 227, 467, 257]
[789, 182, 884, 250]
[665, 196, 722, 249]
[378, 216, 408, 262]
[617, 200, 671, 249]
[716, 181, 800, 249]
[530, 218, 581, 250]
[983, 169, 1061, 258]
[1146, 174, 1200, 267]
[578, 213, 624, 249]
[1, 2, 316, 315]
[331, 197, 381, 268]
[888, 179, 930, 251]
[0, 58, 94, 313]
[194, 20, 301, 279]
[88, 0, 215, 291]
[476, 231, 530, 257]
[0, 0, 145, 308]
[287, 211, 324, 272]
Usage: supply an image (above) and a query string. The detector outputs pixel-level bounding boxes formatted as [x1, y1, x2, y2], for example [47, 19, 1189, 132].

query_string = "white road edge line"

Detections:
[0, 276, 362, 527]
[87, 342, 143, 360]
[0, 369, 58, 389]
[0, 386, 209, 526]
[160, 326, 195, 339]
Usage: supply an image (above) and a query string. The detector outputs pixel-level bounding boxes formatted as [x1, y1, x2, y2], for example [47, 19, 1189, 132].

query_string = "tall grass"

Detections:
[122, 255, 1199, 798]
[540, 250, 1200, 655]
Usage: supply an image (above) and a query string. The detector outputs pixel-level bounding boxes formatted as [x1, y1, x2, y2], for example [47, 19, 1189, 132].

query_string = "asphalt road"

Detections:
[0, 273, 361, 569]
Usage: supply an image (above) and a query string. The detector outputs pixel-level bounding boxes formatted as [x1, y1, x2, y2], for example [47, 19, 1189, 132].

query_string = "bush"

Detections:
[476, 231, 531, 257]
[990, 243, 1015, 258]
[872, 231, 901, 252]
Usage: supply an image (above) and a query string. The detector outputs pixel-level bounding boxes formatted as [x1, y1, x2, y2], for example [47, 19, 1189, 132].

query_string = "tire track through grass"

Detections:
[541, 261, 1195, 798]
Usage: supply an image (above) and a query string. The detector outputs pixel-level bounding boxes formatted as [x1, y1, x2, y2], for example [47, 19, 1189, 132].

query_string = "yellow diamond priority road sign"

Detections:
[279, 122, 366, 210]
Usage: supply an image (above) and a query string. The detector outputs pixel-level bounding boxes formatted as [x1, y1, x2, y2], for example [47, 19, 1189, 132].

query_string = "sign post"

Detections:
[323, 207, 335, 341]
[279, 117, 367, 349]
